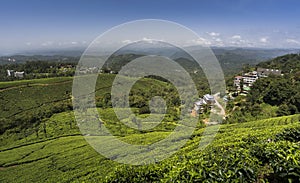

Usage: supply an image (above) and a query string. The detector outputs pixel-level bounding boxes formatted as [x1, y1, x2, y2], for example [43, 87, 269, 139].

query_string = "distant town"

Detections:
[234, 67, 282, 94]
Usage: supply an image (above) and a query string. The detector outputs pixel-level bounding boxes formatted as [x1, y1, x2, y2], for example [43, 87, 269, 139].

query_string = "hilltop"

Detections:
[226, 53, 300, 123]
[257, 53, 300, 73]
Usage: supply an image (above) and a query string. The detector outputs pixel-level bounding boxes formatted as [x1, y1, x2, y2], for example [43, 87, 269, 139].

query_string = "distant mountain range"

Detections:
[106, 42, 300, 74]
[1, 45, 299, 74]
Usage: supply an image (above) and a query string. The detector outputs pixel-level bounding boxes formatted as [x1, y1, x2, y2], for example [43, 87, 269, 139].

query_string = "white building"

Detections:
[234, 68, 282, 94]
[257, 68, 282, 77]
[193, 94, 216, 114]
[234, 76, 243, 90]
[203, 94, 215, 105]
[242, 71, 259, 86]
[194, 98, 206, 111]
[7, 70, 14, 77]
[14, 71, 25, 78]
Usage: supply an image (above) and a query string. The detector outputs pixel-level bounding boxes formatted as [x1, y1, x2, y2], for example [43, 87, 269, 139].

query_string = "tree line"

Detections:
[0, 61, 77, 81]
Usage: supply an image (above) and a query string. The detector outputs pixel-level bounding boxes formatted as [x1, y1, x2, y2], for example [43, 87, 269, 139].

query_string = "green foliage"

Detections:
[257, 53, 300, 73]
[0, 61, 76, 81]
[226, 53, 300, 123]
[275, 126, 300, 142]
[1, 110, 300, 182]
[2, 59, 300, 182]
[0, 77, 72, 89]
[251, 141, 300, 182]
[104, 115, 300, 183]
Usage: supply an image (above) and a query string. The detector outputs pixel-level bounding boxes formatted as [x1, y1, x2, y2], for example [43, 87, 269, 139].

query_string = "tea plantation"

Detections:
[0, 111, 299, 182]
[0, 76, 299, 182]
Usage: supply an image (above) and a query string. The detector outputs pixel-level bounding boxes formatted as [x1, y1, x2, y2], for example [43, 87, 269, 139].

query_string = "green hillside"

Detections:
[0, 110, 299, 182]
[257, 53, 300, 73]
[226, 54, 300, 123]
[1, 58, 300, 182]
[0, 74, 182, 146]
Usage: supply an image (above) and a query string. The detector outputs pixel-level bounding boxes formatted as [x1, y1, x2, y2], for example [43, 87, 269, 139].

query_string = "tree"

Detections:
[277, 104, 290, 116]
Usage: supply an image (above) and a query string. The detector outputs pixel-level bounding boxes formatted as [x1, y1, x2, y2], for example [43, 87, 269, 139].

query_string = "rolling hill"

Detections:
[0, 109, 299, 182]
[0, 72, 299, 182]
[1, 47, 298, 75]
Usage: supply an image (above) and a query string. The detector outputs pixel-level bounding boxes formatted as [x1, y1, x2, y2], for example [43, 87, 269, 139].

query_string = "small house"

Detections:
[194, 98, 206, 111]
[14, 71, 25, 78]
[257, 68, 281, 77]
[234, 76, 243, 90]
[7, 70, 15, 77]
[203, 94, 215, 105]
[242, 71, 259, 86]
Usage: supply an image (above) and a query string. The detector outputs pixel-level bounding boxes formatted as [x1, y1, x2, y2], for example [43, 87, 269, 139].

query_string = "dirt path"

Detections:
[204, 93, 226, 125]
[213, 93, 226, 116]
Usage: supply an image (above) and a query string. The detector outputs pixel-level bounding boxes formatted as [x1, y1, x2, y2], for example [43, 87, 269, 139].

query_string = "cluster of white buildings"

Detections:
[234, 68, 282, 93]
[192, 94, 216, 115]
[77, 67, 99, 74]
[7, 70, 25, 78]
[77, 67, 118, 75]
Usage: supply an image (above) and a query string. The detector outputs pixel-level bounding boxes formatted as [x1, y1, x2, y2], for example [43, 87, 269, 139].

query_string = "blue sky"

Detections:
[1, 0, 300, 54]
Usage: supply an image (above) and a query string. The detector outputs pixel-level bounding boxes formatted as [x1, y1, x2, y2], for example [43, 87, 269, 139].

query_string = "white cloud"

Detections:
[122, 37, 164, 44]
[142, 37, 164, 43]
[230, 35, 246, 46]
[259, 37, 268, 43]
[41, 41, 53, 46]
[230, 40, 244, 45]
[71, 41, 78, 45]
[212, 37, 223, 46]
[190, 37, 212, 45]
[207, 32, 220, 37]
[142, 37, 154, 43]
[229, 38, 254, 47]
[58, 42, 67, 46]
[26, 42, 32, 46]
[231, 35, 241, 39]
[122, 39, 133, 44]
[215, 38, 222, 42]
[286, 39, 300, 44]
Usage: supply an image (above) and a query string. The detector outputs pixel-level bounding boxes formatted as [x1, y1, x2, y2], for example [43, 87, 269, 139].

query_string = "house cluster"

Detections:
[59, 64, 75, 73]
[77, 67, 99, 74]
[77, 67, 118, 75]
[7, 70, 25, 78]
[192, 94, 216, 116]
[234, 68, 282, 93]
